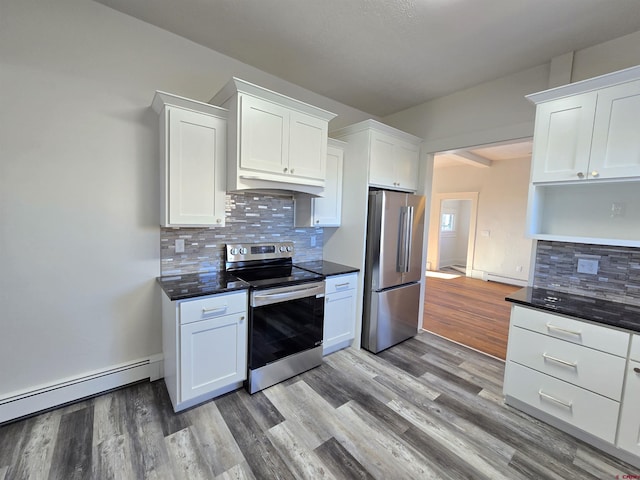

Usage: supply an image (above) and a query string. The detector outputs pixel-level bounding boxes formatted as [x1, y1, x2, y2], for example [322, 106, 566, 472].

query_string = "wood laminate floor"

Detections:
[1, 332, 637, 479]
[423, 274, 521, 359]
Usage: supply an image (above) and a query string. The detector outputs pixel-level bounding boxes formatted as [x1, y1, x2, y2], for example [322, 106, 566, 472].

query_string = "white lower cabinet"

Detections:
[162, 290, 248, 412]
[323, 273, 357, 355]
[618, 360, 640, 456]
[504, 304, 640, 467]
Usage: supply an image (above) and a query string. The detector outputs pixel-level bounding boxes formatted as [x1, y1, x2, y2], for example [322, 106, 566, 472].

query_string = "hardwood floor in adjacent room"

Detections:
[423, 272, 521, 360]
[1, 332, 637, 479]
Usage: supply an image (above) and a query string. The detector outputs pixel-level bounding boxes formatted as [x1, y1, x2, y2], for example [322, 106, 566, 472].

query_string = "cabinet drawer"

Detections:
[631, 335, 640, 362]
[504, 362, 619, 443]
[511, 305, 629, 356]
[179, 291, 247, 325]
[325, 273, 357, 294]
[508, 326, 626, 400]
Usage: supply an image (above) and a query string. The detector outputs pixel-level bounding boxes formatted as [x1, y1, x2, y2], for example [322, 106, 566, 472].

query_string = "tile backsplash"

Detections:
[161, 192, 323, 275]
[533, 240, 640, 306]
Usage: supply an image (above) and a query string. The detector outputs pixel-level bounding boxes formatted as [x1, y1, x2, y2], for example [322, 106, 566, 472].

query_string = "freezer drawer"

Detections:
[363, 282, 420, 353]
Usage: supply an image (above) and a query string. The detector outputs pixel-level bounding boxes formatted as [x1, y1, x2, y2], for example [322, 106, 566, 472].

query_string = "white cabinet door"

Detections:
[617, 360, 640, 456]
[530, 92, 596, 183]
[590, 79, 640, 180]
[180, 312, 247, 403]
[323, 274, 357, 355]
[166, 107, 226, 226]
[369, 131, 419, 191]
[393, 141, 420, 191]
[311, 143, 343, 226]
[239, 94, 289, 175]
[289, 111, 327, 180]
[369, 132, 397, 188]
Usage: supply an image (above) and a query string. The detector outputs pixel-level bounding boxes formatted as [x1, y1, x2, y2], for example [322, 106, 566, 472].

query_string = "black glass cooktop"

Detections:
[231, 265, 324, 289]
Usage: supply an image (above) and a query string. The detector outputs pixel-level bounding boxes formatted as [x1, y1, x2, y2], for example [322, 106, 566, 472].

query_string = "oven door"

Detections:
[249, 281, 325, 370]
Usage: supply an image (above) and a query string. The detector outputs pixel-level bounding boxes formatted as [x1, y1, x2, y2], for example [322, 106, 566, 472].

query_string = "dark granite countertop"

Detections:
[507, 287, 640, 334]
[295, 260, 359, 277]
[157, 272, 250, 301]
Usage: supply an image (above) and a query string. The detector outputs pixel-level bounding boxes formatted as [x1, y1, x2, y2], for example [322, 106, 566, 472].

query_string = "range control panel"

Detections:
[226, 242, 294, 263]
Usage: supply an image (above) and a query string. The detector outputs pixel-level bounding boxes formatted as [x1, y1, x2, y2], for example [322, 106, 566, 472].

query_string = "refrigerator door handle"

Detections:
[397, 206, 412, 274]
[397, 207, 407, 272]
[405, 205, 414, 274]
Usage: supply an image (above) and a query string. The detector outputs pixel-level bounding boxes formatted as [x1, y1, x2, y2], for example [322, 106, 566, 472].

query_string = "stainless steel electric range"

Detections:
[225, 242, 325, 394]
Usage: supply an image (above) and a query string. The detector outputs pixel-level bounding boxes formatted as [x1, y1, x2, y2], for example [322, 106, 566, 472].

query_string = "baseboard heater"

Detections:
[0, 354, 163, 424]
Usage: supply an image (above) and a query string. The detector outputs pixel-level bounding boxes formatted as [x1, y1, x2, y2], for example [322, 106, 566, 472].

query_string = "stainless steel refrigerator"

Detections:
[362, 190, 426, 353]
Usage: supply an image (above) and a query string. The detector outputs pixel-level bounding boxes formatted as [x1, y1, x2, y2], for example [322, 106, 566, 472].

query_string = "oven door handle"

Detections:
[251, 284, 324, 307]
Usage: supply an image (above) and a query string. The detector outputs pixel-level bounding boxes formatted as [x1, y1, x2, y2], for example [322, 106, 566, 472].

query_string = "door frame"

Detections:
[427, 192, 479, 276]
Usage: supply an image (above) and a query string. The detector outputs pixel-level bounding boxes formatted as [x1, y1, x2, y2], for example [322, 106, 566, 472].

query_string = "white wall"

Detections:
[384, 64, 550, 153]
[0, 0, 372, 399]
[572, 30, 640, 83]
[384, 31, 640, 155]
[429, 160, 533, 282]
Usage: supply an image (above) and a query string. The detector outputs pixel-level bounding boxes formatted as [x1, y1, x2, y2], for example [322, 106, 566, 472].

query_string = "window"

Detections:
[441, 212, 455, 232]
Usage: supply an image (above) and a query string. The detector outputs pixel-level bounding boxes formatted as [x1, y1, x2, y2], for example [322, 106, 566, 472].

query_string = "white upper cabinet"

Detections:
[211, 78, 336, 196]
[152, 91, 227, 227]
[295, 139, 345, 227]
[528, 67, 640, 183]
[369, 130, 420, 191]
[333, 119, 422, 193]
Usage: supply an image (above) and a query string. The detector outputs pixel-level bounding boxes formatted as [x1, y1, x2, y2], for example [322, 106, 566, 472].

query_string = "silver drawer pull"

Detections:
[202, 305, 228, 315]
[538, 389, 573, 409]
[334, 282, 350, 288]
[542, 353, 577, 368]
[546, 322, 582, 337]
[634, 367, 640, 374]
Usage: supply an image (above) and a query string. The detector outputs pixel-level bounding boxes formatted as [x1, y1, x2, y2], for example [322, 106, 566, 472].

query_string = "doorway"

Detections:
[427, 192, 478, 277]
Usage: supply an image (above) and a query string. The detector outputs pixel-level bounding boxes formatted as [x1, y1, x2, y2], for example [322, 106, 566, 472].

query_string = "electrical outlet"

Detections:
[611, 202, 626, 218]
[577, 258, 598, 275]
[310, 235, 317, 247]
[175, 239, 185, 253]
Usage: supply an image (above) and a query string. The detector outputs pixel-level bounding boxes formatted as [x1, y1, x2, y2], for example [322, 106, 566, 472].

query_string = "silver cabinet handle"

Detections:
[290, 169, 294, 174]
[591, 170, 599, 178]
[634, 367, 640, 374]
[542, 352, 578, 368]
[334, 282, 350, 288]
[546, 322, 582, 337]
[538, 390, 573, 409]
[577, 171, 585, 179]
[283, 167, 288, 173]
[202, 305, 228, 315]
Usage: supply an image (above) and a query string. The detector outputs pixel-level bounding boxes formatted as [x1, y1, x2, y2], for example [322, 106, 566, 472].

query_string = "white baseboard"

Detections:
[485, 272, 528, 287]
[0, 354, 163, 424]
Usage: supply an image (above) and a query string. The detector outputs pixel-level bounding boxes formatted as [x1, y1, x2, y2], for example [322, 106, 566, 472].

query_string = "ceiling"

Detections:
[435, 139, 533, 169]
[95, 0, 640, 117]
